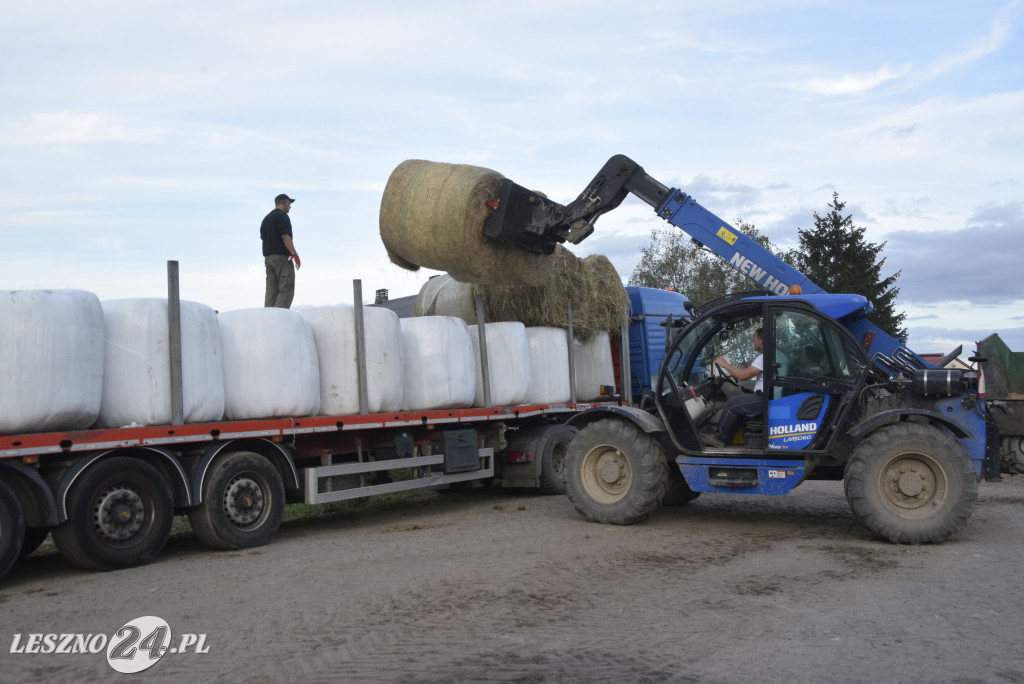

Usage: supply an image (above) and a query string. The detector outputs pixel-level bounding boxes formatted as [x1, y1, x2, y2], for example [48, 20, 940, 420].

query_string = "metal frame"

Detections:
[303, 448, 494, 504]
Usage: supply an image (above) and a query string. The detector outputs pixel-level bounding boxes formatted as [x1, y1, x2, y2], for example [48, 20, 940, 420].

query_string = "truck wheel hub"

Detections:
[224, 475, 264, 526]
[94, 486, 145, 541]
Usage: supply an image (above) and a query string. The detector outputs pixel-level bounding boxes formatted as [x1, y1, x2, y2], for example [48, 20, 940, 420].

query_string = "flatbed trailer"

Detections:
[0, 395, 608, 581]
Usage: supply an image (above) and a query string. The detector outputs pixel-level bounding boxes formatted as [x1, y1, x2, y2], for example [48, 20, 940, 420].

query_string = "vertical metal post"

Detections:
[475, 294, 491, 408]
[620, 308, 632, 405]
[353, 280, 369, 415]
[167, 260, 184, 426]
[567, 302, 576, 404]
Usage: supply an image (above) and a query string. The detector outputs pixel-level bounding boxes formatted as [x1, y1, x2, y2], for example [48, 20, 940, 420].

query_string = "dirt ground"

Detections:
[2, 474, 1024, 684]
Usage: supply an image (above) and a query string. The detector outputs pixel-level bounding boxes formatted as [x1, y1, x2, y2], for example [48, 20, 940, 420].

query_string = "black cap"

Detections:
[275, 194, 296, 204]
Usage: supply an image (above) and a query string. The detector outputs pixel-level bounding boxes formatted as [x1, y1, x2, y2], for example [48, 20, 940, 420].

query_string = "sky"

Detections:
[3, 0, 1022, 357]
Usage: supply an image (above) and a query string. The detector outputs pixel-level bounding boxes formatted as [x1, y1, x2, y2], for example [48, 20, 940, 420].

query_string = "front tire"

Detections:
[844, 424, 977, 544]
[565, 419, 668, 525]
[188, 451, 285, 550]
[53, 457, 173, 570]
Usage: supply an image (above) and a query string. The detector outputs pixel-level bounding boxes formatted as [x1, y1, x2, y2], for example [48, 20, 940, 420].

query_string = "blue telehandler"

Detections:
[484, 154, 999, 543]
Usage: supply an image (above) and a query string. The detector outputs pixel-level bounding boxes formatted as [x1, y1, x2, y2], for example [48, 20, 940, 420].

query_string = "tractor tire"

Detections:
[565, 418, 668, 525]
[538, 425, 577, 495]
[52, 457, 173, 570]
[188, 451, 285, 550]
[662, 463, 701, 507]
[844, 423, 977, 544]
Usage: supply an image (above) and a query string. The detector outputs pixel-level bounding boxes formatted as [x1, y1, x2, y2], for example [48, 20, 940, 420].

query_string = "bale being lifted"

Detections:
[379, 159, 554, 286]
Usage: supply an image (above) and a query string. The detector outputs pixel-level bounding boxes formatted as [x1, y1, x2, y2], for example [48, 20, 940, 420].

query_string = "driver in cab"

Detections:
[706, 327, 763, 448]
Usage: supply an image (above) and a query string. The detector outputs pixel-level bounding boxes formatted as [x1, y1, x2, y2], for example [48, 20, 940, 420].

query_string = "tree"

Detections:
[791, 192, 907, 339]
[629, 222, 783, 306]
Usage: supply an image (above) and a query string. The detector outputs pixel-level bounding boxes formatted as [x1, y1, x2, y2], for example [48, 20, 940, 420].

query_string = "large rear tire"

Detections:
[844, 423, 977, 544]
[188, 451, 285, 550]
[53, 457, 173, 570]
[565, 419, 667, 525]
[0, 480, 26, 579]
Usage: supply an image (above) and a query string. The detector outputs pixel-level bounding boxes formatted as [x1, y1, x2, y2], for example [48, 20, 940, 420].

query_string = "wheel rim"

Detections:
[551, 442, 568, 481]
[222, 474, 267, 528]
[93, 485, 146, 543]
[879, 453, 948, 518]
[580, 444, 632, 504]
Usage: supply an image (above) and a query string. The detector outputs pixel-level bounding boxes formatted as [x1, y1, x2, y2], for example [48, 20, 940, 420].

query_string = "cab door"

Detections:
[764, 307, 866, 451]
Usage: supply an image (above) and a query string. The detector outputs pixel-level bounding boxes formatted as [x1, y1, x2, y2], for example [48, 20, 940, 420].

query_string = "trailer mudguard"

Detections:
[0, 461, 60, 528]
[190, 439, 301, 505]
[53, 447, 193, 521]
[565, 405, 667, 434]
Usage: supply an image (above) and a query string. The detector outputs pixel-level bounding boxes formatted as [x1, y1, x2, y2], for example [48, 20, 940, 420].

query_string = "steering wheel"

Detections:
[714, 362, 740, 387]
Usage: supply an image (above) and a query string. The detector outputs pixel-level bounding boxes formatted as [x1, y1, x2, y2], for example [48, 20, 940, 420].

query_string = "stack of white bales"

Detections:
[0, 288, 617, 437]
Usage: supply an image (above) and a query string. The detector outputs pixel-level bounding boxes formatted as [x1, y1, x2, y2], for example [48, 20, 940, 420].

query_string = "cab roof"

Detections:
[742, 293, 874, 321]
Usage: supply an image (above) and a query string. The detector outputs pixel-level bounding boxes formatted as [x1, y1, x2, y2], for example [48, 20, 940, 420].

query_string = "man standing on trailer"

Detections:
[261, 193, 301, 308]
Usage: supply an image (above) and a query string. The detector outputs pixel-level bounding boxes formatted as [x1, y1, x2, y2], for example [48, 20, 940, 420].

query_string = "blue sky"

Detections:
[3, 0, 1022, 356]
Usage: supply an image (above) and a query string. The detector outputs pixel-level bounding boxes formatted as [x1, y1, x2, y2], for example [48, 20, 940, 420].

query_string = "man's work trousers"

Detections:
[264, 254, 295, 309]
[715, 391, 763, 443]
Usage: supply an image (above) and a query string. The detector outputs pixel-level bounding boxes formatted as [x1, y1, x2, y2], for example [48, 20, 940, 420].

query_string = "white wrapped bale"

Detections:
[468, 322, 533, 407]
[0, 290, 104, 435]
[400, 317, 475, 411]
[526, 327, 571, 404]
[219, 308, 320, 420]
[98, 299, 225, 427]
[301, 305, 403, 415]
[573, 331, 616, 401]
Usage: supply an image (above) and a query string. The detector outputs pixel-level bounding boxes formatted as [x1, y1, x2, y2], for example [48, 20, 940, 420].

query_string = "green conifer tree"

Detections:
[792, 192, 907, 338]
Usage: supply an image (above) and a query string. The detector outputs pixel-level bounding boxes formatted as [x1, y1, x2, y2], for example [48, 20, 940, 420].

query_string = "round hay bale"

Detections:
[379, 160, 553, 286]
[418, 246, 630, 339]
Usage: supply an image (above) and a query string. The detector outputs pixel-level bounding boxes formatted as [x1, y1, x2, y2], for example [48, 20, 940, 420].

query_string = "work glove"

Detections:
[289, 253, 301, 269]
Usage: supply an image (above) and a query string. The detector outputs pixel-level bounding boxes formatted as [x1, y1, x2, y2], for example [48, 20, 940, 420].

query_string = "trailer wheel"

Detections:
[538, 425, 577, 495]
[0, 480, 26, 579]
[53, 457, 173, 571]
[188, 451, 285, 550]
[662, 463, 700, 507]
[565, 419, 667, 525]
[844, 423, 977, 544]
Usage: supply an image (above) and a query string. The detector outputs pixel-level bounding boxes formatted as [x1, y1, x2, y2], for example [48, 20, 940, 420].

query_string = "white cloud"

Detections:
[798, 64, 911, 96]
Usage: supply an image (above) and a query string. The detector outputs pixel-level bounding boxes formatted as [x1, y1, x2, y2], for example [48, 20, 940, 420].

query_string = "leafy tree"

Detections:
[792, 192, 907, 338]
[628, 222, 782, 306]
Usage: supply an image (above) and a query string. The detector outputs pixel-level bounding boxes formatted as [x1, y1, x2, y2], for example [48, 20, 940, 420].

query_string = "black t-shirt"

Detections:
[260, 208, 293, 256]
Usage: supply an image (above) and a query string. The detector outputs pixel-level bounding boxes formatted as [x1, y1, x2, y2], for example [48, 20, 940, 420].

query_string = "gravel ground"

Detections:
[2, 474, 1023, 683]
